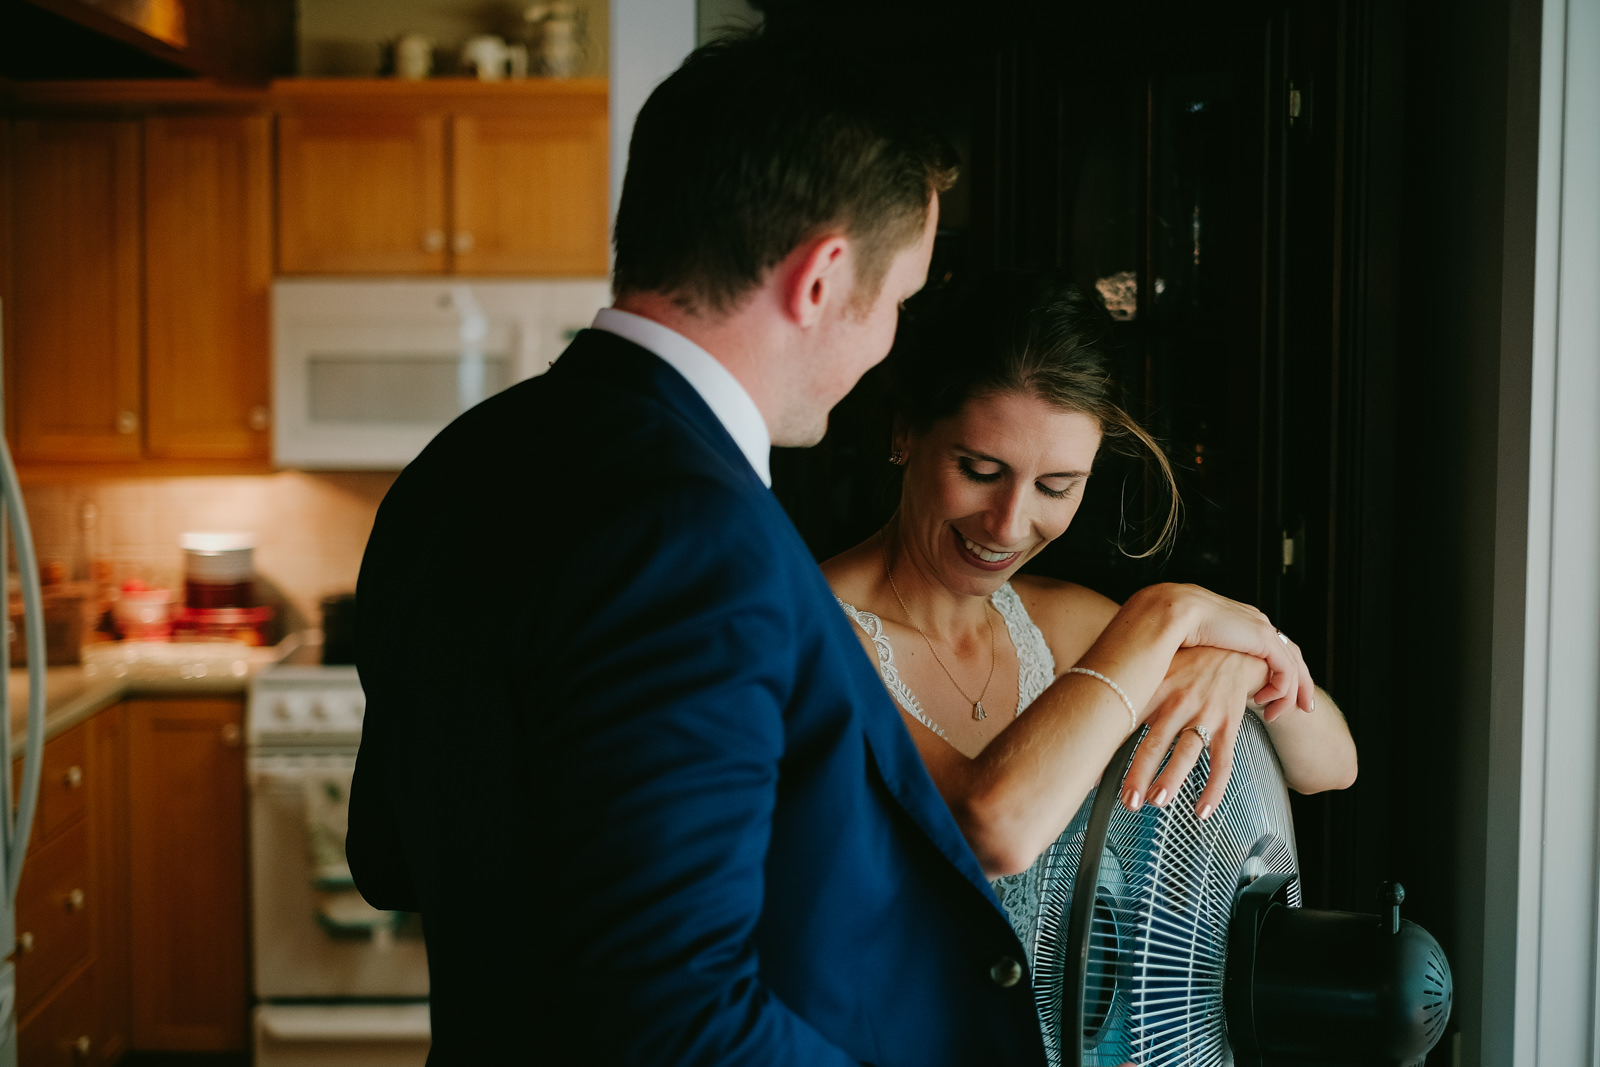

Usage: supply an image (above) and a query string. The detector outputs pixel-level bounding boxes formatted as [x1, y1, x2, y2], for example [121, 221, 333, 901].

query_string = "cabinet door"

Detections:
[10, 120, 142, 461]
[144, 115, 273, 460]
[277, 111, 447, 274]
[453, 106, 609, 276]
[126, 697, 247, 1052]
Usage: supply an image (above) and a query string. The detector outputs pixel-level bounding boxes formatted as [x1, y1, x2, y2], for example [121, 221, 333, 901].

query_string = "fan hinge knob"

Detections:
[1380, 881, 1406, 934]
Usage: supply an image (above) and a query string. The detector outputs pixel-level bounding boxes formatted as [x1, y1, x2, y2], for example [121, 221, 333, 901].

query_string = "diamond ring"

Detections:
[1186, 724, 1212, 746]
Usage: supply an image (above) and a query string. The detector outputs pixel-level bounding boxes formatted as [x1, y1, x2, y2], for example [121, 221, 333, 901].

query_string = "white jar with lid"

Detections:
[181, 532, 256, 609]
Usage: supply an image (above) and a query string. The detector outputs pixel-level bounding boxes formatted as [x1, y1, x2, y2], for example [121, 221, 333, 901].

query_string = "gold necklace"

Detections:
[881, 536, 997, 721]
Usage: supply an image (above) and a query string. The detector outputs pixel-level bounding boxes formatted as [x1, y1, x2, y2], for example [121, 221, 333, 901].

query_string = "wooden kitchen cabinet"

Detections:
[143, 114, 273, 461]
[6, 111, 273, 468]
[275, 79, 608, 277]
[277, 109, 448, 274]
[13, 708, 131, 1067]
[125, 695, 248, 1052]
[9, 120, 143, 463]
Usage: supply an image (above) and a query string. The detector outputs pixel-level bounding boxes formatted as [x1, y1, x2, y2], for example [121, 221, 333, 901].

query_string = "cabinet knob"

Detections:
[73, 1035, 91, 1060]
[422, 229, 445, 253]
[66, 888, 85, 913]
[116, 410, 138, 435]
[452, 230, 476, 254]
[248, 405, 271, 431]
[64, 765, 83, 789]
[221, 723, 242, 747]
[17, 931, 34, 953]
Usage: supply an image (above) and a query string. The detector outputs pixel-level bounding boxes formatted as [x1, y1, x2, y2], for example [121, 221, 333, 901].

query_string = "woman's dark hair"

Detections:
[887, 270, 1181, 557]
[612, 28, 960, 316]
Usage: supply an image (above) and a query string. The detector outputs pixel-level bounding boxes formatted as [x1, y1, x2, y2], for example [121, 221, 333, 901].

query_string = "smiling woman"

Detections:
[820, 271, 1357, 1055]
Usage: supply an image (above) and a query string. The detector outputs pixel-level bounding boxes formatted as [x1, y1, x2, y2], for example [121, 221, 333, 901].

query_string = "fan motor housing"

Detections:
[1225, 874, 1453, 1066]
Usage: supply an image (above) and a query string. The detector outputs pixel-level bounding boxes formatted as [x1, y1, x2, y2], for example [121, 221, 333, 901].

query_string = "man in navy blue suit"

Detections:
[348, 30, 1047, 1065]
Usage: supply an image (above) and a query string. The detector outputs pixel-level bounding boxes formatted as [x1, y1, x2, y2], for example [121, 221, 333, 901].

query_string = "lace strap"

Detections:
[990, 583, 1057, 712]
[835, 598, 950, 741]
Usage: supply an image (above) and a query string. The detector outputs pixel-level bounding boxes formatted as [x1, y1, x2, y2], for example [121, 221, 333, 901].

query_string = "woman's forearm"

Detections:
[1263, 685, 1358, 793]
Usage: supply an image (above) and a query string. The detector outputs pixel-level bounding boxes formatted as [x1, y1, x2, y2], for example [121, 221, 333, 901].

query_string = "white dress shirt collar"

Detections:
[590, 307, 772, 487]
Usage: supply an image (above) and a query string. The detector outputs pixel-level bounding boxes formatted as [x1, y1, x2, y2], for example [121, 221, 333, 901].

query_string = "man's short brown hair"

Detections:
[612, 29, 959, 316]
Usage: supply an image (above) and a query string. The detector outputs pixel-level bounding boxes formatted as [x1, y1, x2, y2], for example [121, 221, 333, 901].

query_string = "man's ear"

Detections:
[779, 234, 852, 327]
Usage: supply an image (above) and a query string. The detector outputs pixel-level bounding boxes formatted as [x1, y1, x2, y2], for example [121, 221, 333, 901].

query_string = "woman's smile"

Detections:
[955, 529, 1021, 569]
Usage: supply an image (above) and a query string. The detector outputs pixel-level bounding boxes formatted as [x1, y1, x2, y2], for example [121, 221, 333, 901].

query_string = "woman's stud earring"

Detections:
[888, 450, 906, 466]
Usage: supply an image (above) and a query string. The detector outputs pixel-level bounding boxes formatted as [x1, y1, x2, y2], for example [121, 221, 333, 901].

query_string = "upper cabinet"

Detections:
[7, 111, 272, 468]
[144, 114, 273, 461]
[11, 120, 144, 463]
[275, 80, 608, 277]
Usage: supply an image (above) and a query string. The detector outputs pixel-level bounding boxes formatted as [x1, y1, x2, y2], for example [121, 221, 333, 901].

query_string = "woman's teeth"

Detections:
[961, 535, 1014, 563]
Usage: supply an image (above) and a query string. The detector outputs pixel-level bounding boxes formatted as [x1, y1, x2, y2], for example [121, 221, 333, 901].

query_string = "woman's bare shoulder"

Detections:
[820, 538, 881, 608]
[1009, 574, 1121, 665]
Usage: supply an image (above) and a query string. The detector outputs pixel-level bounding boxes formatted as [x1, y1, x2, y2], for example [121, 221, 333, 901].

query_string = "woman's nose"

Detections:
[983, 487, 1030, 547]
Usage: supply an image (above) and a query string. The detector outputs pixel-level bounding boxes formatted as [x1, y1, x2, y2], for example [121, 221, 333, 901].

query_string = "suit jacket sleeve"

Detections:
[535, 476, 870, 1066]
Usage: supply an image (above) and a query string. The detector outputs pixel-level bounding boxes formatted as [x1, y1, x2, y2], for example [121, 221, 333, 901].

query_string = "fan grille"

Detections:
[1031, 712, 1299, 1067]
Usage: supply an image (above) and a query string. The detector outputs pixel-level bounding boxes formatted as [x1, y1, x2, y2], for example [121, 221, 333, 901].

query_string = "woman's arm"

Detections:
[932, 582, 1312, 877]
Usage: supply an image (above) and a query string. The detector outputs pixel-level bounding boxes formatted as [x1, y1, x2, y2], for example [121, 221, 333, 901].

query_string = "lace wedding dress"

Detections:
[837, 582, 1058, 963]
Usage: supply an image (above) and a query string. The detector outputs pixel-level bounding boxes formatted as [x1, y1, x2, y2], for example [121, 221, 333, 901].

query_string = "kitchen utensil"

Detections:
[394, 33, 433, 80]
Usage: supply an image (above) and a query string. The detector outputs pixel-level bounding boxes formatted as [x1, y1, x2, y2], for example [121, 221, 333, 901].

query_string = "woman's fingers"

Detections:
[1192, 716, 1241, 818]
[1120, 717, 1182, 811]
[1146, 726, 1209, 809]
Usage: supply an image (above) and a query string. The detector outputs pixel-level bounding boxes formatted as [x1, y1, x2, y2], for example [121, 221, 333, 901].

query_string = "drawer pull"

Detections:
[16, 931, 33, 953]
[221, 723, 242, 748]
[65, 888, 85, 913]
[64, 765, 84, 789]
[73, 1034, 91, 1060]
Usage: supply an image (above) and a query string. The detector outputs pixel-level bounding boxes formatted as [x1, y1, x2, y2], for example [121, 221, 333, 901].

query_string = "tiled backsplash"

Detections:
[20, 472, 396, 635]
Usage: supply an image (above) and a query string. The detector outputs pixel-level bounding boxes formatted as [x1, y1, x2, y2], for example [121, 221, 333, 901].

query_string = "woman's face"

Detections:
[896, 390, 1103, 596]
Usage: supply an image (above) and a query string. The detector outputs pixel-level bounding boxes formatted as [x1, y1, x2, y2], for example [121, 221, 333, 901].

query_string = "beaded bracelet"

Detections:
[1065, 666, 1138, 733]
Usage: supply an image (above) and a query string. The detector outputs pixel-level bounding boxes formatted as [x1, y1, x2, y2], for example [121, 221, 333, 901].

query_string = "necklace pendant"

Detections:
[973, 701, 987, 721]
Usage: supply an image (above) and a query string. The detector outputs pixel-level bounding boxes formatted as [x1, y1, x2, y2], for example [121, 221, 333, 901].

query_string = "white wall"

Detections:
[606, 0, 696, 250]
[1486, 0, 1600, 1061]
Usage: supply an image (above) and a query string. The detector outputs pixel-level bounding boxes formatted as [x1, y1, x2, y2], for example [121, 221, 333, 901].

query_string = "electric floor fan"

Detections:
[1028, 712, 1452, 1067]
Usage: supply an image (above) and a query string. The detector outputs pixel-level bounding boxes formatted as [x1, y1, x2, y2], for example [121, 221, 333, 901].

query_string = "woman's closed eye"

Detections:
[956, 456, 1003, 483]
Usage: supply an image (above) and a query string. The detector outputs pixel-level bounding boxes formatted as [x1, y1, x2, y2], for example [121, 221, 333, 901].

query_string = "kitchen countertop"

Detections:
[6, 635, 303, 751]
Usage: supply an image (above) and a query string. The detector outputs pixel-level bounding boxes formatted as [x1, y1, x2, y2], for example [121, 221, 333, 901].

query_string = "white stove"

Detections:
[247, 663, 430, 1067]
[249, 664, 366, 749]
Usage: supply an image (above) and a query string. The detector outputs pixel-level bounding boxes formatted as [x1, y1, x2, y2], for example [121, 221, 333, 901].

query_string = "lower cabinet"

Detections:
[14, 694, 248, 1060]
[14, 707, 129, 1066]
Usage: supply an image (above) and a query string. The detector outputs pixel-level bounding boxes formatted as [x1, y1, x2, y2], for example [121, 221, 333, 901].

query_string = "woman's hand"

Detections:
[1121, 583, 1315, 721]
[1120, 647, 1267, 819]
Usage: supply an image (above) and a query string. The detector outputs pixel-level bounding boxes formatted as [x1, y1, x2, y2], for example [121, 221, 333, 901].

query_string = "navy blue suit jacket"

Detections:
[349, 329, 1046, 1065]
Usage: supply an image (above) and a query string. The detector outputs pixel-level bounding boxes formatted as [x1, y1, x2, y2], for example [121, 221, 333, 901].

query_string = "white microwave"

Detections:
[272, 278, 610, 469]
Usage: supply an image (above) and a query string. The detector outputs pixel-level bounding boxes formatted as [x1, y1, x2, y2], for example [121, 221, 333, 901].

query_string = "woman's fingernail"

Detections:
[1122, 786, 1142, 811]
[1198, 802, 1214, 821]
[1151, 787, 1168, 807]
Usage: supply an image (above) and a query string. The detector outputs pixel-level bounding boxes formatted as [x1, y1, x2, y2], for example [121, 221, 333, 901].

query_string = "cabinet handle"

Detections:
[221, 723, 242, 748]
[66, 888, 85, 913]
[116, 410, 138, 435]
[452, 230, 476, 254]
[248, 405, 271, 431]
[63, 765, 83, 789]
[17, 931, 33, 953]
[422, 229, 445, 253]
